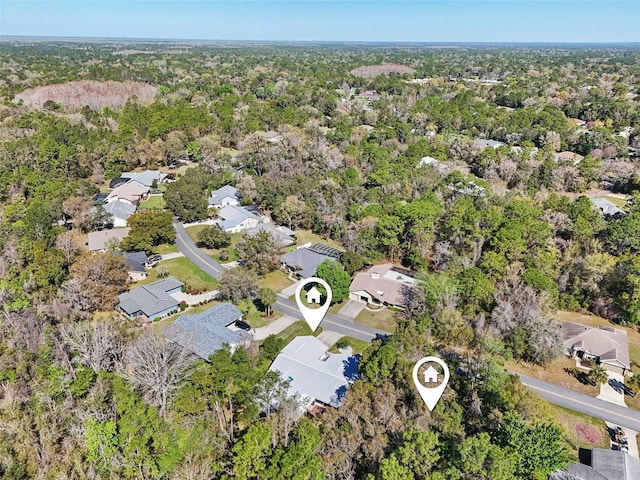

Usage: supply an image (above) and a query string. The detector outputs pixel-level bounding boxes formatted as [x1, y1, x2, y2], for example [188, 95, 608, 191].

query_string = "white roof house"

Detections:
[105, 181, 149, 206]
[208, 185, 241, 208]
[102, 201, 136, 227]
[217, 205, 262, 233]
[269, 336, 359, 408]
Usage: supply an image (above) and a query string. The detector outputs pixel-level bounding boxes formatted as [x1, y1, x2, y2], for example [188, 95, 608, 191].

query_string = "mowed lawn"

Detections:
[276, 321, 322, 346]
[355, 307, 398, 333]
[136, 257, 218, 291]
[184, 226, 241, 263]
[550, 405, 611, 460]
[140, 195, 165, 209]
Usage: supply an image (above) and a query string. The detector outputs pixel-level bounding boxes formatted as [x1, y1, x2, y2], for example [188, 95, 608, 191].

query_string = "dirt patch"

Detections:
[16, 80, 157, 111]
[350, 64, 414, 78]
[575, 423, 603, 445]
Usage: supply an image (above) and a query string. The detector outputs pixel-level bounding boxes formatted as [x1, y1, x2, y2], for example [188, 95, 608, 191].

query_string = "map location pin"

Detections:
[295, 277, 332, 332]
[412, 356, 450, 411]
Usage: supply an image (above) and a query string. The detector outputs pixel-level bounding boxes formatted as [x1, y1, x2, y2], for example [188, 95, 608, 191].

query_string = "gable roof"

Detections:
[121, 170, 167, 187]
[118, 276, 183, 318]
[87, 227, 131, 251]
[269, 336, 358, 407]
[106, 180, 149, 203]
[218, 204, 258, 229]
[592, 198, 625, 216]
[473, 139, 505, 149]
[562, 321, 630, 370]
[102, 200, 136, 221]
[349, 263, 417, 308]
[124, 251, 148, 273]
[164, 303, 249, 360]
[281, 247, 336, 278]
[209, 185, 240, 206]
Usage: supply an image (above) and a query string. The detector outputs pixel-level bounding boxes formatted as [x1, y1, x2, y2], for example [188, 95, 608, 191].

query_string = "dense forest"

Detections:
[0, 39, 639, 478]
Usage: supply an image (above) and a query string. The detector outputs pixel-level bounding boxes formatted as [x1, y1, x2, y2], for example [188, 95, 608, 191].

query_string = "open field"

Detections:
[355, 307, 398, 332]
[290, 229, 343, 252]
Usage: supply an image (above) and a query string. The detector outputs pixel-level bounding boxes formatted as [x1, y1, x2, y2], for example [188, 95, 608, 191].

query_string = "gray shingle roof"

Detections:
[281, 248, 336, 278]
[269, 336, 359, 407]
[103, 200, 136, 222]
[562, 321, 630, 370]
[567, 448, 640, 480]
[245, 223, 295, 246]
[164, 303, 249, 360]
[592, 198, 626, 216]
[118, 276, 182, 318]
[124, 251, 148, 273]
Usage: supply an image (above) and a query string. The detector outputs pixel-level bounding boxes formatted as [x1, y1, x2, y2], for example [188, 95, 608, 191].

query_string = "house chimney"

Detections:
[371, 272, 380, 279]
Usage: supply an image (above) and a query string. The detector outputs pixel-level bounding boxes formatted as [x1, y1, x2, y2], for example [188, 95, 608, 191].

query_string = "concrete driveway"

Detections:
[317, 331, 344, 347]
[170, 290, 218, 306]
[597, 371, 628, 407]
[337, 300, 365, 320]
[280, 279, 304, 297]
[253, 315, 298, 341]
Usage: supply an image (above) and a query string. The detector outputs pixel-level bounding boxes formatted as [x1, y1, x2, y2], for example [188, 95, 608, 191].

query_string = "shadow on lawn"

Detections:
[564, 367, 596, 386]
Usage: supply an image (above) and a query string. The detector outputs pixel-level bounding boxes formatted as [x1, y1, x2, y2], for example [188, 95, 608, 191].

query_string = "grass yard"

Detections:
[260, 270, 294, 292]
[355, 307, 398, 333]
[184, 227, 242, 263]
[140, 195, 165, 209]
[602, 195, 627, 208]
[328, 336, 371, 355]
[154, 243, 179, 255]
[276, 321, 322, 346]
[290, 229, 343, 252]
[236, 298, 281, 329]
[185, 224, 207, 242]
[550, 405, 611, 460]
[137, 257, 218, 291]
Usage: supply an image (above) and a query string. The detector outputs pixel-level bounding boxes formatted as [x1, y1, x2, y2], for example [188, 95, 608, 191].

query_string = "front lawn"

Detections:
[329, 336, 371, 355]
[355, 307, 398, 332]
[276, 321, 322, 346]
[260, 270, 294, 292]
[137, 257, 218, 291]
[550, 405, 610, 460]
[236, 298, 281, 329]
[290, 229, 344, 252]
[154, 243, 179, 255]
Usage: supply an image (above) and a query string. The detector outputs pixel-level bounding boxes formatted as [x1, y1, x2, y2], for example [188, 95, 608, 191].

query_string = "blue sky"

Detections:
[2, 1, 639, 43]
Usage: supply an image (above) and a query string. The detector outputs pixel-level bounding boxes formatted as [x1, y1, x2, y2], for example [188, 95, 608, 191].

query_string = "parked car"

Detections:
[235, 320, 252, 331]
[148, 255, 162, 264]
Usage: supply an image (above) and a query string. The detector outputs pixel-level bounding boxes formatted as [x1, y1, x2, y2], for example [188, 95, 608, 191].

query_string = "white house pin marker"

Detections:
[295, 277, 332, 332]
[412, 356, 450, 411]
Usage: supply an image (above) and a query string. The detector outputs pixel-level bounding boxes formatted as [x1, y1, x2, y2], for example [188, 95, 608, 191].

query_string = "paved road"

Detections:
[174, 222, 225, 280]
[273, 295, 390, 342]
[516, 373, 640, 431]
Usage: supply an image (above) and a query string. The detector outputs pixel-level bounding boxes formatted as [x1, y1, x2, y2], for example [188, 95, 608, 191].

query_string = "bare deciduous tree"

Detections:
[122, 330, 194, 418]
[59, 321, 124, 374]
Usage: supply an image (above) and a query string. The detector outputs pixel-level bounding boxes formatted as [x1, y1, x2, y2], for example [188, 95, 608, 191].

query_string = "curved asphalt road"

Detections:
[173, 222, 640, 427]
[174, 222, 225, 280]
[516, 373, 640, 431]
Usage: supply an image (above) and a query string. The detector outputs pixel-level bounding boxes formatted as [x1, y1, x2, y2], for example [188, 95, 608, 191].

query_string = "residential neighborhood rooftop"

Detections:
[124, 251, 148, 274]
[349, 263, 417, 309]
[165, 303, 250, 360]
[218, 204, 259, 230]
[567, 447, 640, 480]
[87, 227, 131, 252]
[208, 184, 241, 207]
[269, 336, 358, 408]
[120, 169, 167, 187]
[102, 199, 136, 221]
[117, 276, 183, 320]
[592, 198, 625, 217]
[105, 180, 150, 204]
[562, 321, 630, 371]
[281, 246, 337, 278]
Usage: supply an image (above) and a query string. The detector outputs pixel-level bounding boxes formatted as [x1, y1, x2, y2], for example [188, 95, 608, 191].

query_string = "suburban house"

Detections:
[105, 180, 150, 206]
[561, 321, 631, 375]
[417, 156, 450, 174]
[208, 185, 241, 208]
[117, 276, 183, 322]
[563, 448, 640, 480]
[164, 303, 251, 360]
[102, 200, 136, 227]
[87, 227, 131, 252]
[349, 263, 418, 310]
[245, 223, 295, 247]
[592, 198, 626, 217]
[280, 243, 341, 278]
[217, 204, 262, 233]
[120, 169, 167, 187]
[269, 336, 359, 410]
[124, 251, 148, 282]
